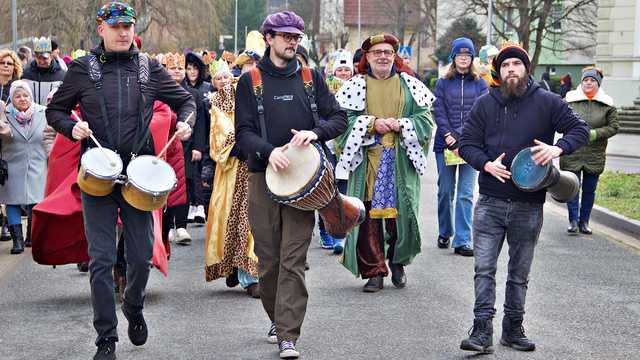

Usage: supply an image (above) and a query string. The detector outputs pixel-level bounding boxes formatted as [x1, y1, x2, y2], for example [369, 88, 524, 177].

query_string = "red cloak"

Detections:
[32, 102, 173, 276]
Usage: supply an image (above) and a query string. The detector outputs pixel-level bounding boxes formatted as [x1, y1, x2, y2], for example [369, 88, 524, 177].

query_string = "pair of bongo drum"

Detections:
[265, 143, 365, 238]
[77, 148, 176, 211]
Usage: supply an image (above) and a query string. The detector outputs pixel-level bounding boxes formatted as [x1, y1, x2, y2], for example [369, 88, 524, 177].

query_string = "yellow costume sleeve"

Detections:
[209, 106, 236, 166]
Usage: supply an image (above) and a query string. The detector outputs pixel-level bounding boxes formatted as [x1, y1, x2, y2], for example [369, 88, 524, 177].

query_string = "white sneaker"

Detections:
[168, 228, 176, 243]
[267, 322, 278, 344]
[279, 340, 299, 358]
[194, 205, 206, 224]
[175, 228, 192, 245]
[187, 205, 196, 222]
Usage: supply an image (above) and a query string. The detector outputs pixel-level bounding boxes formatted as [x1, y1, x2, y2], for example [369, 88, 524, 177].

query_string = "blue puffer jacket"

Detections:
[432, 72, 488, 152]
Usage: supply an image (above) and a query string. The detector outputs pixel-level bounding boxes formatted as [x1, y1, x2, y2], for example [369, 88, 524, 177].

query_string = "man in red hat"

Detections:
[334, 34, 435, 292]
[235, 10, 347, 359]
[458, 43, 589, 354]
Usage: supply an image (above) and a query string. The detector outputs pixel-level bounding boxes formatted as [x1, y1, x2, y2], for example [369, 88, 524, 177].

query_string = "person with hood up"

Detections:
[21, 37, 66, 106]
[458, 42, 589, 355]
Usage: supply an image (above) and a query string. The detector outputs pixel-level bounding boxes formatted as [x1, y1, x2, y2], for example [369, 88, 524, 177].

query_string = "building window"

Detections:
[552, 1, 563, 31]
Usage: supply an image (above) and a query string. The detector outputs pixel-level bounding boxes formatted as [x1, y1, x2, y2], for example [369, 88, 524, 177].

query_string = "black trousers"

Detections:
[81, 189, 154, 345]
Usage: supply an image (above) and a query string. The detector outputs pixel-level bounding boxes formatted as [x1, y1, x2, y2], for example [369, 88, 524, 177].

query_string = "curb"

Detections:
[546, 198, 640, 250]
[590, 204, 640, 237]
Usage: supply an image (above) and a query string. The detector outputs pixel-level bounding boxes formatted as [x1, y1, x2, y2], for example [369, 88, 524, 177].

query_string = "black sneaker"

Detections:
[500, 317, 536, 351]
[454, 245, 474, 257]
[267, 322, 278, 344]
[279, 340, 300, 359]
[578, 221, 592, 235]
[460, 318, 494, 354]
[437, 235, 450, 249]
[362, 276, 383, 293]
[93, 338, 116, 360]
[122, 306, 148, 346]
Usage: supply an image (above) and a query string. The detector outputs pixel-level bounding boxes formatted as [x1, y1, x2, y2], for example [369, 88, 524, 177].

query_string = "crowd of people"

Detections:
[0, 1, 619, 359]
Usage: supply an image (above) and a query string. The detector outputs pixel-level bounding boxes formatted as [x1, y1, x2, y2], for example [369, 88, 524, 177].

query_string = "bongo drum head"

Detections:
[266, 144, 321, 198]
[81, 147, 122, 179]
[511, 147, 551, 191]
[126, 155, 176, 194]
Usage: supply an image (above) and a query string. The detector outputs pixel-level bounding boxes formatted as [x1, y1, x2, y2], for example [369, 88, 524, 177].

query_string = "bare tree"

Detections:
[462, 0, 597, 73]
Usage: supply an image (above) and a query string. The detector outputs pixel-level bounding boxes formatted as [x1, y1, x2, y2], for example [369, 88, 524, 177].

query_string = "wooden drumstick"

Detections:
[155, 112, 194, 161]
[71, 110, 116, 168]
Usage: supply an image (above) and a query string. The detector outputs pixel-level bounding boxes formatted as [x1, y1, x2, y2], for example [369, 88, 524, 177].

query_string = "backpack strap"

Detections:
[301, 66, 320, 127]
[87, 53, 115, 149]
[250, 67, 268, 141]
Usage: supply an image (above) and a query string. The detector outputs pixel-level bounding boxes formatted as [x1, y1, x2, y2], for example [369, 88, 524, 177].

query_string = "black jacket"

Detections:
[46, 44, 196, 166]
[22, 59, 66, 105]
[235, 48, 347, 172]
[459, 79, 589, 203]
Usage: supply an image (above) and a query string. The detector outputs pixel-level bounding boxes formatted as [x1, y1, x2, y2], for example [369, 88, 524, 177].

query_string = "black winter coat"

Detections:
[22, 59, 66, 105]
[235, 48, 347, 172]
[459, 79, 590, 203]
[46, 44, 196, 167]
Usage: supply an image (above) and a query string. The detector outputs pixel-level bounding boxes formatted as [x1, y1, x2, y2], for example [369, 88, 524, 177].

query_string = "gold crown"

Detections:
[164, 52, 185, 69]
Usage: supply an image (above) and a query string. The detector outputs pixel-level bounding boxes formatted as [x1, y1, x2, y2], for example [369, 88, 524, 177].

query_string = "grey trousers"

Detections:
[81, 189, 154, 345]
[472, 195, 544, 322]
[248, 172, 315, 342]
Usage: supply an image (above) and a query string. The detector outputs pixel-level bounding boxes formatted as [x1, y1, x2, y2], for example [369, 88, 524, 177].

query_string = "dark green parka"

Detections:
[560, 87, 618, 174]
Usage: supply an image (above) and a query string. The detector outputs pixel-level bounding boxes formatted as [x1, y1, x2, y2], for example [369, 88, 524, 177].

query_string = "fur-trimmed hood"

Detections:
[566, 85, 614, 107]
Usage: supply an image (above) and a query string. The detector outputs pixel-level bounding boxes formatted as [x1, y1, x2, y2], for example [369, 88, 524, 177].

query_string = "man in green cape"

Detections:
[334, 33, 434, 292]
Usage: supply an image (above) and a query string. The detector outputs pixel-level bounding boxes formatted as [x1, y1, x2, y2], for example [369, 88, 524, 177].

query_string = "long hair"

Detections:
[443, 61, 480, 80]
[0, 49, 23, 80]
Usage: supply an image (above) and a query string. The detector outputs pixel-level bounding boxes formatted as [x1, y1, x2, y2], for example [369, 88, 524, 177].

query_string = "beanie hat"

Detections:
[448, 37, 475, 63]
[492, 43, 531, 85]
[332, 49, 353, 74]
[581, 67, 603, 86]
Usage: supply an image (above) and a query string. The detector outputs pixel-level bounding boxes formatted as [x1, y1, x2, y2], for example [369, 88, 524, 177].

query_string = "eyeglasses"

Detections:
[275, 32, 303, 43]
[368, 49, 395, 58]
[0, 61, 14, 67]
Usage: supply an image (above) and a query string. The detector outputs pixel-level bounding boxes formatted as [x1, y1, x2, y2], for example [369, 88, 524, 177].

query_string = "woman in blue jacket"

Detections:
[433, 38, 488, 256]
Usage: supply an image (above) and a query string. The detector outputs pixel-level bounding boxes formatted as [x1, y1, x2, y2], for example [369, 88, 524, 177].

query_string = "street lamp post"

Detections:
[12, 0, 17, 51]
[486, 0, 493, 45]
[234, 0, 238, 54]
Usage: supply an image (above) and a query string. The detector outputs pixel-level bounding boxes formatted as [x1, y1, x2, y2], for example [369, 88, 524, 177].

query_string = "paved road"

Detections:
[605, 133, 640, 173]
[1, 158, 639, 360]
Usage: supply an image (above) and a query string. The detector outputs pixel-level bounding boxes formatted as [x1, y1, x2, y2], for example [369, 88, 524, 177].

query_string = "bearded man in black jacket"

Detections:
[46, 3, 195, 360]
[235, 11, 346, 360]
[458, 44, 589, 355]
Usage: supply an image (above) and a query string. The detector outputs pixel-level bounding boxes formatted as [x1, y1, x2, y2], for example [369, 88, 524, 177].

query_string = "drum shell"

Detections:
[121, 181, 171, 211]
[77, 166, 117, 196]
[121, 155, 176, 211]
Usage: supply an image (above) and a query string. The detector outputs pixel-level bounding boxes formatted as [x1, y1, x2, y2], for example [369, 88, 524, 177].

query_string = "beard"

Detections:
[273, 46, 296, 62]
[500, 73, 529, 98]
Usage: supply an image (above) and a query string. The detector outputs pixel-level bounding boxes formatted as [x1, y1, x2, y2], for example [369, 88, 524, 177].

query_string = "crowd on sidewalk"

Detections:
[0, 2, 620, 359]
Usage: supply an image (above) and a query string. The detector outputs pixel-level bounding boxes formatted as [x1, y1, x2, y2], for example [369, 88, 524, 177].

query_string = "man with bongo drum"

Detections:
[334, 33, 435, 293]
[46, 3, 195, 359]
[235, 10, 346, 359]
[458, 43, 588, 354]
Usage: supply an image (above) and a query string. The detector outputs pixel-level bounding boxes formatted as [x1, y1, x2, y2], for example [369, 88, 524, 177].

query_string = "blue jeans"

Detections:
[566, 171, 600, 223]
[472, 195, 543, 321]
[435, 152, 477, 248]
[6, 204, 34, 225]
[238, 268, 258, 289]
